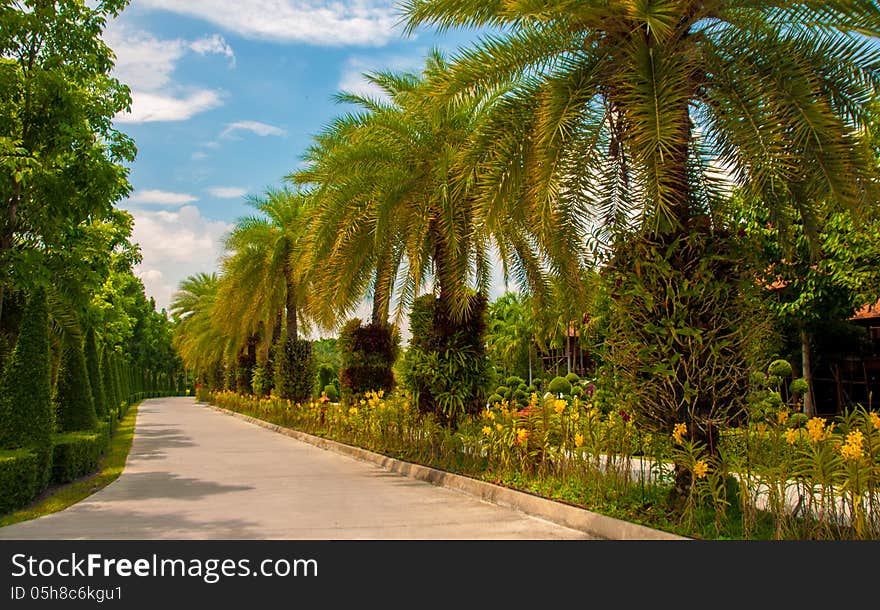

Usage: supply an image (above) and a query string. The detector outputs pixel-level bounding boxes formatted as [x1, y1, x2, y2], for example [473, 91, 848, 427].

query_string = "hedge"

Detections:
[50, 425, 110, 485]
[0, 448, 50, 514]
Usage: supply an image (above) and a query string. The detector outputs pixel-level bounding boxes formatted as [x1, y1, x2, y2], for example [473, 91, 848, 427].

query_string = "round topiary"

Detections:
[513, 389, 527, 402]
[571, 385, 584, 398]
[323, 384, 339, 402]
[517, 383, 528, 392]
[505, 376, 525, 389]
[487, 393, 503, 406]
[547, 376, 572, 396]
[788, 413, 809, 428]
[495, 386, 509, 399]
[565, 372, 581, 385]
[789, 378, 809, 396]
[768, 359, 793, 378]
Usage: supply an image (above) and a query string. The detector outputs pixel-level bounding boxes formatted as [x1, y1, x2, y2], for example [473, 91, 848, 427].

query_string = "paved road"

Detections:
[0, 397, 591, 539]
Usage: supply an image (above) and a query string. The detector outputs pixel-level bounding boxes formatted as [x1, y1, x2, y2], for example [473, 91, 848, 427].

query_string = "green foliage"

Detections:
[54, 330, 97, 432]
[788, 413, 809, 429]
[84, 327, 107, 418]
[0, 289, 52, 450]
[0, 448, 46, 514]
[768, 360, 793, 378]
[564, 372, 580, 385]
[604, 232, 768, 438]
[274, 337, 315, 403]
[789, 378, 809, 397]
[99, 348, 119, 417]
[402, 293, 490, 424]
[338, 319, 398, 399]
[50, 429, 108, 485]
[251, 365, 271, 397]
[487, 393, 503, 405]
[323, 384, 339, 402]
[547, 376, 571, 396]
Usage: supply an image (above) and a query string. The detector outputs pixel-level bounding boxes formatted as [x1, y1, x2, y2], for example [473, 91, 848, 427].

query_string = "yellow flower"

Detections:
[359, 399, 366, 406]
[530, 393, 539, 406]
[693, 460, 709, 479]
[570, 411, 580, 422]
[777, 410, 790, 425]
[756, 423, 767, 436]
[495, 423, 503, 432]
[516, 429, 529, 444]
[574, 433, 584, 448]
[488, 410, 496, 420]
[554, 399, 566, 414]
[870, 411, 880, 431]
[377, 389, 384, 398]
[348, 407, 358, 416]
[672, 423, 688, 445]
[805, 417, 831, 443]
[840, 430, 865, 461]
[784, 428, 799, 445]
[482, 426, 492, 436]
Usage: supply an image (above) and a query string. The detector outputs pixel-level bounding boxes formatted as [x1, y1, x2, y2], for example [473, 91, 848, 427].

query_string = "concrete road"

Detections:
[0, 397, 591, 539]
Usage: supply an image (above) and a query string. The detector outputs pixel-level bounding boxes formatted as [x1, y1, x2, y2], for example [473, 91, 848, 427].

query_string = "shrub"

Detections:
[0, 289, 53, 452]
[50, 430, 107, 484]
[84, 327, 107, 419]
[565, 372, 581, 385]
[487, 393, 503, 406]
[788, 413, 809, 428]
[547, 376, 572, 396]
[274, 337, 315, 403]
[101, 348, 120, 417]
[0, 449, 47, 514]
[338, 319, 399, 400]
[505, 376, 525, 389]
[768, 359, 793, 378]
[323, 384, 339, 402]
[251, 365, 271, 397]
[494, 386, 509, 399]
[572, 385, 585, 398]
[54, 331, 98, 433]
[317, 363, 336, 393]
[401, 293, 490, 424]
[789, 377, 809, 397]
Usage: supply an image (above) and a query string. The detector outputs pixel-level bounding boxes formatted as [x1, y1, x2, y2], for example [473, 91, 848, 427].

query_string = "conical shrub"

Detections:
[101, 347, 119, 416]
[84, 327, 107, 418]
[0, 289, 53, 449]
[54, 330, 97, 432]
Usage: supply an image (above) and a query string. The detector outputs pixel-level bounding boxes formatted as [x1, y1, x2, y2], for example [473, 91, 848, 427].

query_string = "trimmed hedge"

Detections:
[50, 426, 110, 485]
[0, 448, 50, 514]
[54, 331, 98, 433]
[338, 319, 398, 400]
[274, 337, 315, 403]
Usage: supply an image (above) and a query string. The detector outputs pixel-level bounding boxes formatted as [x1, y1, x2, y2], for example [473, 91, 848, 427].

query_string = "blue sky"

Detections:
[110, 1, 483, 316]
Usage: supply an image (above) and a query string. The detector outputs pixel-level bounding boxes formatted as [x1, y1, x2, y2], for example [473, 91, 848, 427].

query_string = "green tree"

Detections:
[101, 344, 119, 416]
[0, 288, 52, 450]
[53, 327, 97, 432]
[0, 0, 136, 325]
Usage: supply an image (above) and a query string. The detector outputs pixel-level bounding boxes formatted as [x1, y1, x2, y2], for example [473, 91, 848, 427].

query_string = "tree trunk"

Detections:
[285, 274, 297, 340]
[371, 256, 391, 326]
[801, 327, 816, 418]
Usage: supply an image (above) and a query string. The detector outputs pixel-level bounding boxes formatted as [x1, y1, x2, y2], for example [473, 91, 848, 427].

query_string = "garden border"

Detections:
[203, 402, 687, 540]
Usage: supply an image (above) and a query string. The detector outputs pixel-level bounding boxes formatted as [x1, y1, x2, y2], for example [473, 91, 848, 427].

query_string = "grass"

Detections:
[0, 401, 140, 528]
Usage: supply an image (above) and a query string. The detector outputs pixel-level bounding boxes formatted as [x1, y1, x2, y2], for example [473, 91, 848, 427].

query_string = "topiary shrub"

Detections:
[572, 385, 585, 398]
[789, 377, 809, 397]
[0, 289, 53, 456]
[251, 365, 271, 397]
[317, 363, 336, 393]
[768, 359, 793, 378]
[54, 331, 98, 433]
[402, 293, 490, 424]
[50, 431, 105, 484]
[487, 393, 503, 406]
[338, 319, 399, 400]
[323, 384, 339, 402]
[547, 376, 572, 396]
[505, 376, 525, 389]
[565, 372, 581, 385]
[788, 413, 809, 428]
[494, 386, 509, 399]
[274, 336, 315, 403]
[0, 448, 46, 514]
[84, 327, 107, 419]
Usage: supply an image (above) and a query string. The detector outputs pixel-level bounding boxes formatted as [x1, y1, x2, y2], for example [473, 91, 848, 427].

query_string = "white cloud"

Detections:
[117, 90, 223, 123]
[338, 53, 424, 100]
[127, 189, 199, 206]
[107, 23, 233, 123]
[191, 151, 209, 161]
[130, 205, 233, 311]
[137, 0, 400, 46]
[221, 121, 287, 138]
[207, 186, 248, 199]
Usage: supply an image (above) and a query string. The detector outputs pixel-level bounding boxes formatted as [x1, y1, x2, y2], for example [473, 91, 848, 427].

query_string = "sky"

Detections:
[109, 0, 489, 324]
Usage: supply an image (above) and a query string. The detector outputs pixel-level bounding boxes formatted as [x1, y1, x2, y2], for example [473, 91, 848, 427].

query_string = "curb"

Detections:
[203, 403, 686, 541]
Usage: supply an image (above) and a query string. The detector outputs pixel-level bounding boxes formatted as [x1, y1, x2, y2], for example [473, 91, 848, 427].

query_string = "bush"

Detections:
[565, 372, 581, 385]
[338, 319, 399, 400]
[101, 348, 120, 417]
[789, 377, 809, 397]
[505, 376, 525, 389]
[487, 393, 503, 406]
[54, 331, 98, 433]
[251, 365, 271, 397]
[0, 289, 53, 451]
[547, 376, 572, 396]
[768, 359, 793, 378]
[788, 413, 809, 428]
[50, 430, 107, 484]
[572, 385, 585, 398]
[274, 337, 315, 403]
[401, 293, 490, 424]
[323, 384, 339, 402]
[84, 327, 107, 419]
[0, 448, 48, 514]
[494, 386, 509, 399]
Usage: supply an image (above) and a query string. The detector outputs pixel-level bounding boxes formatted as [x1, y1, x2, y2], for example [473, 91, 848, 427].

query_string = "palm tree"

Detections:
[404, 1, 879, 240]
[486, 292, 536, 384]
[170, 272, 224, 383]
